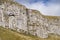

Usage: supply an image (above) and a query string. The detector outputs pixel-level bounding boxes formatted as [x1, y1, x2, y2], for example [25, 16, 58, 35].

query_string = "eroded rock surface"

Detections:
[0, 0, 60, 38]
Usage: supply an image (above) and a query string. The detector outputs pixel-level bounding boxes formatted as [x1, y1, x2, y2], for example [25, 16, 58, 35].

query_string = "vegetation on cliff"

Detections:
[0, 26, 60, 40]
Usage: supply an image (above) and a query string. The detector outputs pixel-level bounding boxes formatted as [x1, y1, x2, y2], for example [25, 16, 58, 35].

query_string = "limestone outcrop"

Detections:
[0, 0, 60, 38]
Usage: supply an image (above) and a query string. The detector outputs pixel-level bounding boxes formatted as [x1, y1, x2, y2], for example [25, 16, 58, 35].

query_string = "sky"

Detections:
[15, 0, 60, 16]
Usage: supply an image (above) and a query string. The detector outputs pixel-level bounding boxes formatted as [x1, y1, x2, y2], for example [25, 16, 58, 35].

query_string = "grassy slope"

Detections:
[0, 0, 60, 40]
[0, 26, 60, 40]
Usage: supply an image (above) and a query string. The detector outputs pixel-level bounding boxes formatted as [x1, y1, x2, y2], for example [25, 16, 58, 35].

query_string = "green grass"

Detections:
[0, 26, 60, 40]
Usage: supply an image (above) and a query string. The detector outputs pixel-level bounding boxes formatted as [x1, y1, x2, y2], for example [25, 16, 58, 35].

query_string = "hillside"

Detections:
[0, 26, 60, 40]
[0, 0, 60, 39]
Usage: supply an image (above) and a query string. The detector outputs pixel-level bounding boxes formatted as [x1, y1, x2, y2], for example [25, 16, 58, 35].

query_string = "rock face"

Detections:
[0, 0, 60, 38]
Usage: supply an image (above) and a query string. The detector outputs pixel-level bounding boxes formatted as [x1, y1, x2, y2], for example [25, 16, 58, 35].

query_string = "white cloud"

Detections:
[16, 0, 60, 16]
[24, 2, 60, 16]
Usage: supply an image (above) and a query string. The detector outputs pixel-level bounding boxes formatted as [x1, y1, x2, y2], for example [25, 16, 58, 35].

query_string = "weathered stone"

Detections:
[0, 0, 60, 38]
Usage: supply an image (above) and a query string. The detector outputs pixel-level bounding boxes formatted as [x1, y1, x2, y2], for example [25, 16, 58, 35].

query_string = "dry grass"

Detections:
[0, 26, 60, 40]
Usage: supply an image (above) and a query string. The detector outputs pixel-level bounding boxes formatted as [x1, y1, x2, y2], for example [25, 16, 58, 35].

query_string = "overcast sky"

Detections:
[15, 0, 60, 16]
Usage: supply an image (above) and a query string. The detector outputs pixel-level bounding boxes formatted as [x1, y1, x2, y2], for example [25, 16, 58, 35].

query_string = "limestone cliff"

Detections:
[0, 0, 60, 38]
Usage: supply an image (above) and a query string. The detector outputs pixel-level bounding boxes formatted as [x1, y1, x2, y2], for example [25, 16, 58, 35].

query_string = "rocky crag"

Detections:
[0, 0, 60, 38]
